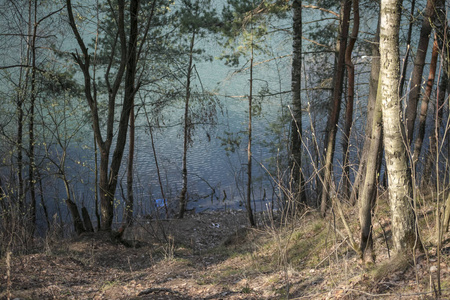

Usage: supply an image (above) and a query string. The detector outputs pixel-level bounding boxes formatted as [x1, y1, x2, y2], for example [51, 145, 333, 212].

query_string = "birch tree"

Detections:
[380, 0, 417, 253]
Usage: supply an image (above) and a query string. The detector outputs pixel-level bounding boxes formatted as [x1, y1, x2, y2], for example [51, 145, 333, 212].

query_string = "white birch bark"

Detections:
[380, 0, 416, 253]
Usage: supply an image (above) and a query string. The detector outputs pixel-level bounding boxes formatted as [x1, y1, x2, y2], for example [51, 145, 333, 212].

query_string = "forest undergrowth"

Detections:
[1, 191, 449, 300]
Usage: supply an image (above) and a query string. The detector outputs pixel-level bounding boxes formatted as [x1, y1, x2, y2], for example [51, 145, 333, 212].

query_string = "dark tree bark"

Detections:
[37, 171, 50, 230]
[320, 0, 351, 216]
[17, 89, 25, 210]
[357, 9, 383, 263]
[124, 0, 141, 225]
[359, 78, 383, 262]
[413, 37, 438, 164]
[405, 0, 436, 144]
[124, 104, 135, 227]
[66, 199, 85, 235]
[349, 19, 380, 206]
[28, 0, 38, 235]
[422, 0, 448, 186]
[422, 78, 445, 187]
[113, 0, 139, 229]
[82, 207, 94, 233]
[289, 0, 307, 210]
[179, 30, 196, 219]
[66, 0, 142, 231]
[342, 0, 359, 199]
[399, 0, 416, 97]
[247, 32, 256, 227]
[94, 136, 101, 230]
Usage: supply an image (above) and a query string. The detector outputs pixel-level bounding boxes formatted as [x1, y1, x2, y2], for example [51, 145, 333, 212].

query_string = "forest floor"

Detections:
[1, 198, 450, 299]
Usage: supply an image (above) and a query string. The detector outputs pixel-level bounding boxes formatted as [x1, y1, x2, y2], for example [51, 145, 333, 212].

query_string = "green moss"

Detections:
[100, 280, 118, 292]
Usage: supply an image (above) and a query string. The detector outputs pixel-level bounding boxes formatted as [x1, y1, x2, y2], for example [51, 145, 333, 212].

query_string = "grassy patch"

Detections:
[370, 253, 413, 282]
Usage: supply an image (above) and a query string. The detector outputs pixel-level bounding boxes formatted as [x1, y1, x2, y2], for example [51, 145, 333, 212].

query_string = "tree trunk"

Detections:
[124, 103, 135, 226]
[67, 0, 141, 231]
[16, 0, 35, 214]
[289, 0, 307, 210]
[17, 91, 24, 211]
[398, 0, 416, 97]
[106, 0, 140, 229]
[342, 0, 359, 199]
[320, 0, 351, 216]
[350, 19, 380, 206]
[413, 37, 438, 164]
[37, 171, 50, 230]
[422, 0, 448, 187]
[66, 199, 85, 235]
[28, 0, 38, 235]
[444, 192, 450, 233]
[94, 135, 100, 230]
[179, 30, 196, 219]
[380, 0, 417, 254]
[405, 0, 436, 144]
[359, 78, 383, 262]
[82, 207, 94, 232]
[99, 153, 113, 230]
[247, 33, 256, 227]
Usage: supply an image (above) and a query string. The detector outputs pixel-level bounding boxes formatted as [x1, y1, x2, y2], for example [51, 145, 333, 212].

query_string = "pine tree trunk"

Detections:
[28, 0, 38, 235]
[17, 93, 24, 210]
[405, 0, 436, 144]
[290, 0, 306, 209]
[413, 37, 438, 164]
[107, 0, 139, 229]
[398, 0, 416, 97]
[350, 20, 380, 206]
[422, 0, 448, 187]
[179, 30, 196, 219]
[125, 104, 135, 226]
[359, 78, 383, 262]
[380, 0, 417, 253]
[320, 0, 351, 216]
[247, 36, 255, 227]
[342, 0, 359, 199]
[94, 137, 100, 230]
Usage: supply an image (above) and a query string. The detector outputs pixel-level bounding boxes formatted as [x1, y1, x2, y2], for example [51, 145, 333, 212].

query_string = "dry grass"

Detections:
[0, 201, 449, 299]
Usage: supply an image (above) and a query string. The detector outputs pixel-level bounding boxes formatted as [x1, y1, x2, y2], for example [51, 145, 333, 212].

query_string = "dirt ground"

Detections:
[1, 209, 450, 299]
[0, 211, 265, 300]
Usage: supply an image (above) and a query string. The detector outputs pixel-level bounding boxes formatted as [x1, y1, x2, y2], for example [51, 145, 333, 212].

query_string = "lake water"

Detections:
[8, 1, 435, 234]
[31, 42, 294, 232]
